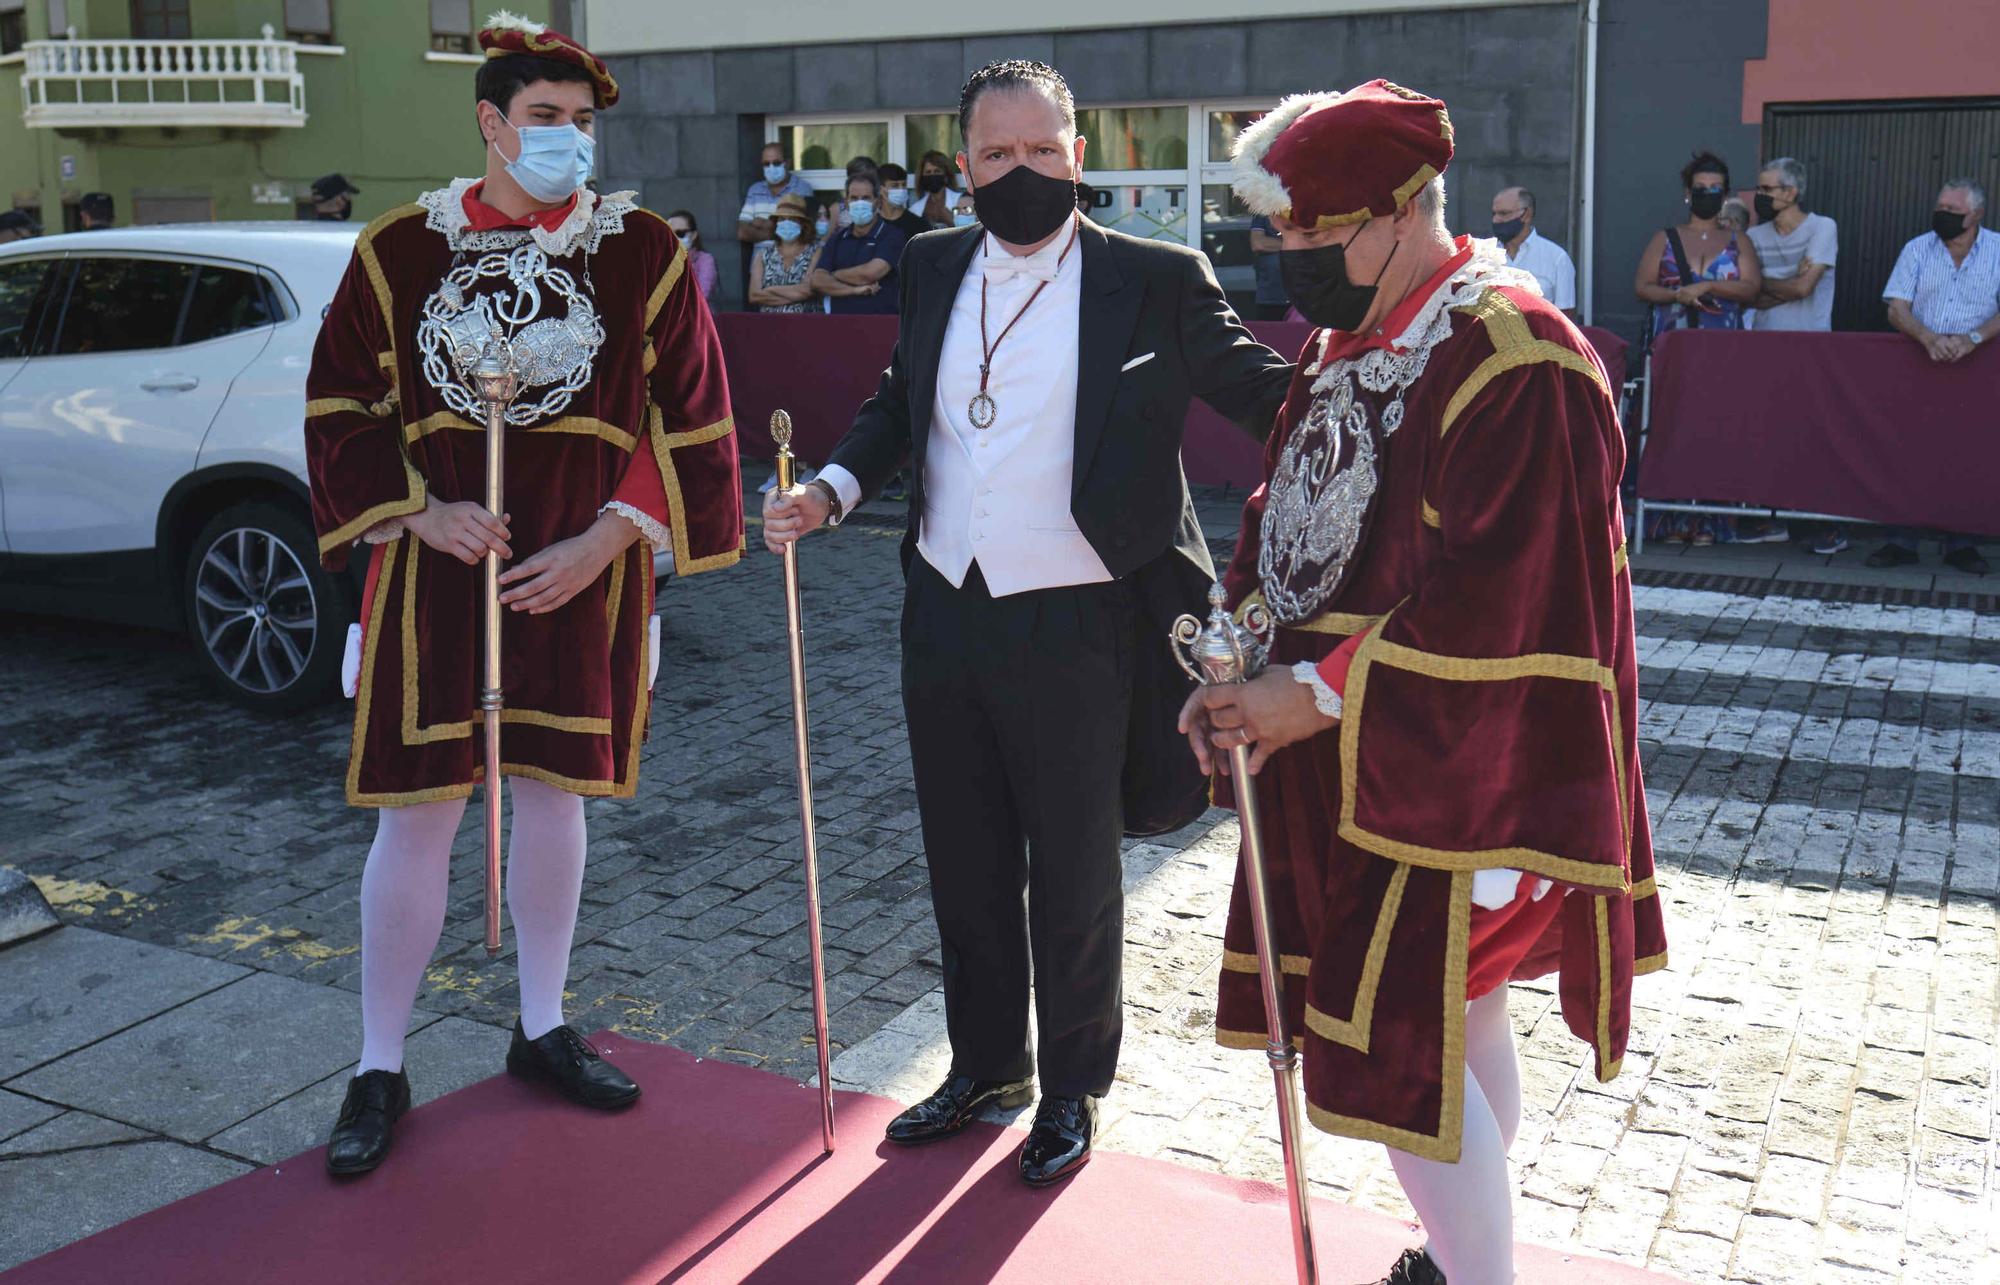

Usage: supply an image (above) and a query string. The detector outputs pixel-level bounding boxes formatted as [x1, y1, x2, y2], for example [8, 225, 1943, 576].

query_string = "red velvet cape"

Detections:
[1213, 279, 1668, 1162]
[305, 195, 742, 806]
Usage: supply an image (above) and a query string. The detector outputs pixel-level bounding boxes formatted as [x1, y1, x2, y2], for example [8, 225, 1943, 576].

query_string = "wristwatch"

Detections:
[806, 477, 844, 523]
[1968, 330, 1985, 346]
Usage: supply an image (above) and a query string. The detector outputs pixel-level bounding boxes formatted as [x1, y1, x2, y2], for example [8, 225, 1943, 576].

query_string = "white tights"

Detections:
[354, 776, 587, 1075]
[1386, 986, 1522, 1285]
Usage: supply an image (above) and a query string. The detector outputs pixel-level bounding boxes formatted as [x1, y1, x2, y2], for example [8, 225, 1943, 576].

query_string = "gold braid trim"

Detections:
[1220, 948, 1312, 976]
[1631, 876, 1657, 900]
[1234, 589, 1383, 638]
[307, 397, 388, 419]
[1216, 1027, 1304, 1052]
[1337, 630, 1633, 893]
[1593, 895, 1623, 1081]
[400, 541, 474, 745]
[404, 410, 638, 452]
[645, 243, 687, 330]
[1633, 950, 1671, 976]
[316, 455, 425, 557]
[1421, 498, 1442, 529]
[1301, 862, 1410, 1053]
[651, 406, 744, 576]
[1613, 540, 1630, 575]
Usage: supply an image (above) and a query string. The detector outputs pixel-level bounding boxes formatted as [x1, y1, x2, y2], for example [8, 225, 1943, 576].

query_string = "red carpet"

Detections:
[8, 1035, 1687, 1284]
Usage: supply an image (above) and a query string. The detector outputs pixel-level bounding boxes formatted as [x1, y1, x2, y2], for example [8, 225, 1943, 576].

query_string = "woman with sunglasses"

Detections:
[1633, 150, 1763, 544]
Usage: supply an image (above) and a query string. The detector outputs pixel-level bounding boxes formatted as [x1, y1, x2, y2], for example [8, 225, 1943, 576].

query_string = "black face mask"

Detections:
[1688, 189, 1725, 220]
[972, 164, 1077, 246]
[1280, 226, 1400, 333]
[919, 172, 947, 194]
[1933, 209, 1970, 241]
[1491, 217, 1525, 243]
[1753, 193, 1780, 223]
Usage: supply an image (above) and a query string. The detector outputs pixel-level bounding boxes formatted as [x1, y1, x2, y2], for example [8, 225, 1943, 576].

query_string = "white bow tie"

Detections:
[983, 253, 1059, 285]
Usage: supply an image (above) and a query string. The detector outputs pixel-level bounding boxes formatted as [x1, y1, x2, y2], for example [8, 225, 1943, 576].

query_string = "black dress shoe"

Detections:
[1943, 546, 1990, 576]
[326, 1068, 410, 1177]
[1865, 542, 1920, 568]
[1375, 1246, 1447, 1285]
[505, 1020, 641, 1109]
[1018, 1094, 1098, 1187]
[884, 1073, 1035, 1146]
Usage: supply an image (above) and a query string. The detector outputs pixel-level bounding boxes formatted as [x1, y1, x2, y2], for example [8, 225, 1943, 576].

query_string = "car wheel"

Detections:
[184, 500, 352, 713]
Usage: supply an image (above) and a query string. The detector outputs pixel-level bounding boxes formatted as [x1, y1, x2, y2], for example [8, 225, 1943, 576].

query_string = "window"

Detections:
[52, 258, 195, 355]
[903, 114, 958, 175]
[0, 0, 25, 57]
[1076, 107, 1188, 171]
[429, 0, 472, 55]
[284, 0, 333, 45]
[128, 0, 191, 39]
[777, 121, 889, 176]
[0, 258, 56, 360]
[181, 267, 275, 345]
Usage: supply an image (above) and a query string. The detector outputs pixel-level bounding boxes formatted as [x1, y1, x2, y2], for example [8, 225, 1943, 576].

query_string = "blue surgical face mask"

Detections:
[813, 218, 830, 238]
[763, 161, 786, 185]
[848, 199, 875, 225]
[494, 115, 593, 204]
[886, 188, 910, 210]
[953, 211, 978, 227]
[775, 219, 802, 243]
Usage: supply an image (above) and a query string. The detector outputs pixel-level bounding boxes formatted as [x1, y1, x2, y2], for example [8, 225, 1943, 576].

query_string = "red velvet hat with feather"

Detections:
[477, 9, 619, 109]
[1231, 79, 1454, 228]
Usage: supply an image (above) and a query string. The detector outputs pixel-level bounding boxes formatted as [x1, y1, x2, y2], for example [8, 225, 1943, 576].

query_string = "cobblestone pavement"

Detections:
[3, 499, 1997, 1282]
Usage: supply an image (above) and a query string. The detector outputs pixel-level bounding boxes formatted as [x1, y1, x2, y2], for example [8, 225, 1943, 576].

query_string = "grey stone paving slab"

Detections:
[207, 1014, 509, 1165]
[0, 927, 246, 1080]
[0, 1089, 62, 1143]
[0, 1109, 151, 1156]
[7, 971, 370, 1143]
[0, 1139, 249, 1273]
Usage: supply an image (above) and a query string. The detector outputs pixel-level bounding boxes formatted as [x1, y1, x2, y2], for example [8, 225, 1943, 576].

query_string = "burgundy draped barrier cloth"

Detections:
[1640, 329, 2000, 537]
[716, 312, 1627, 490]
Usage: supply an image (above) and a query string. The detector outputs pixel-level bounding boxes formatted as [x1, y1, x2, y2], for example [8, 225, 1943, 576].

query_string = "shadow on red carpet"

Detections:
[6, 1035, 1689, 1284]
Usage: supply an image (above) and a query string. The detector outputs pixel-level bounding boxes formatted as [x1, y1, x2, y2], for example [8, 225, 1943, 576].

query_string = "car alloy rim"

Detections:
[192, 527, 318, 695]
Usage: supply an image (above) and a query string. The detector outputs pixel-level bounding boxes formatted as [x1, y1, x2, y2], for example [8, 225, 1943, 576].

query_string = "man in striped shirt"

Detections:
[1869, 178, 1997, 576]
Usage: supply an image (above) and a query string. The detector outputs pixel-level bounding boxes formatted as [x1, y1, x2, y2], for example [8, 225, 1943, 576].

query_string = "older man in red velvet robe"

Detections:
[304, 14, 741, 1178]
[1181, 81, 1667, 1285]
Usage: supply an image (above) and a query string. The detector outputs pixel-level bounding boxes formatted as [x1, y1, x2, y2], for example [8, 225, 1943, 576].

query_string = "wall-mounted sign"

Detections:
[251, 181, 292, 205]
[59, 155, 76, 181]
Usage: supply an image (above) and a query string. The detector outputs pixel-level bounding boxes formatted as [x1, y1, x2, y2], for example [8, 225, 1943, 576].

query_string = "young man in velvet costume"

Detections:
[305, 11, 742, 1176]
[1181, 82, 1668, 1284]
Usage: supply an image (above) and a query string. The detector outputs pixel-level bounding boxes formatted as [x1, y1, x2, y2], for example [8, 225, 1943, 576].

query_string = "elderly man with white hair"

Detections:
[1870, 177, 1997, 575]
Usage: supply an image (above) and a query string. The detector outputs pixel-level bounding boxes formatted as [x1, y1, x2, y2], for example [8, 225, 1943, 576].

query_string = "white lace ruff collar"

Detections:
[417, 177, 642, 258]
[1307, 239, 1542, 389]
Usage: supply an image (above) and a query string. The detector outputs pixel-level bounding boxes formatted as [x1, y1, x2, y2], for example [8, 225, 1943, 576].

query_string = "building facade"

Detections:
[1, 0, 566, 230]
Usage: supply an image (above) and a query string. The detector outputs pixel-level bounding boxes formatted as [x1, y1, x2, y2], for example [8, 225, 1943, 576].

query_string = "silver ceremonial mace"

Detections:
[772, 410, 836, 1154]
[1172, 583, 1319, 1285]
[457, 329, 520, 958]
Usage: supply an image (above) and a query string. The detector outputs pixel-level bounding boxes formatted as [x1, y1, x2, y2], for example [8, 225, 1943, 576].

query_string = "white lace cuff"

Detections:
[1290, 661, 1344, 719]
[361, 517, 406, 544]
[601, 500, 671, 554]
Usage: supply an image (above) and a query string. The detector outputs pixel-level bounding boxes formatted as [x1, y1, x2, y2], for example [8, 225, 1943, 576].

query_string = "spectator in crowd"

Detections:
[1075, 181, 1096, 217]
[78, 192, 114, 230]
[748, 195, 822, 314]
[912, 149, 963, 228]
[739, 141, 815, 253]
[810, 171, 905, 316]
[877, 163, 933, 241]
[825, 156, 882, 234]
[1491, 186, 1577, 318]
[952, 191, 978, 227]
[1870, 177, 1997, 575]
[310, 173, 359, 221]
[1716, 196, 1751, 236]
[0, 210, 38, 243]
[1247, 214, 1289, 320]
[1634, 151, 1763, 544]
[1745, 157, 1841, 550]
[665, 209, 718, 303]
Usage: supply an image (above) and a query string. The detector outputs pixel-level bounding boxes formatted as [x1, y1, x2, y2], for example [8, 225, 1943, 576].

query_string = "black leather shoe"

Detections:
[1017, 1094, 1098, 1187]
[1943, 546, 1990, 576]
[1368, 1240, 1448, 1280]
[1376, 1246, 1447, 1284]
[505, 1021, 641, 1110]
[326, 1068, 410, 1177]
[1865, 542, 1920, 568]
[884, 1074, 1035, 1146]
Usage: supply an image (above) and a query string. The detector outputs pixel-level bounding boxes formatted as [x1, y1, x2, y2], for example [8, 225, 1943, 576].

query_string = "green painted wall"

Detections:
[2, 0, 554, 228]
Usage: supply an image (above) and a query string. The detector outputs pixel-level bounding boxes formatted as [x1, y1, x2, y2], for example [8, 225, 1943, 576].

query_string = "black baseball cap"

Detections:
[311, 173, 359, 201]
[0, 210, 39, 233]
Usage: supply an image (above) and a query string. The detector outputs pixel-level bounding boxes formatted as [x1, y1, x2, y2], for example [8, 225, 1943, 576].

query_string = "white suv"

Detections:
[0, 223, 670, 713]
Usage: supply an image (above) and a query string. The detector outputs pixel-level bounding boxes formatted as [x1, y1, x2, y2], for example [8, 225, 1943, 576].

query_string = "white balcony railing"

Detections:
[21, 29, 307, 129]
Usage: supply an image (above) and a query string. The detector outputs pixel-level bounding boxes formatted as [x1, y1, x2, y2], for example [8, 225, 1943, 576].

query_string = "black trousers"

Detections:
[901, 556, 1135, 1098]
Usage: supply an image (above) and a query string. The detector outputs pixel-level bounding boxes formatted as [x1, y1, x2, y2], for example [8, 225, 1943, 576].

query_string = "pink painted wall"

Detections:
[1741, 2, 1996, 123]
